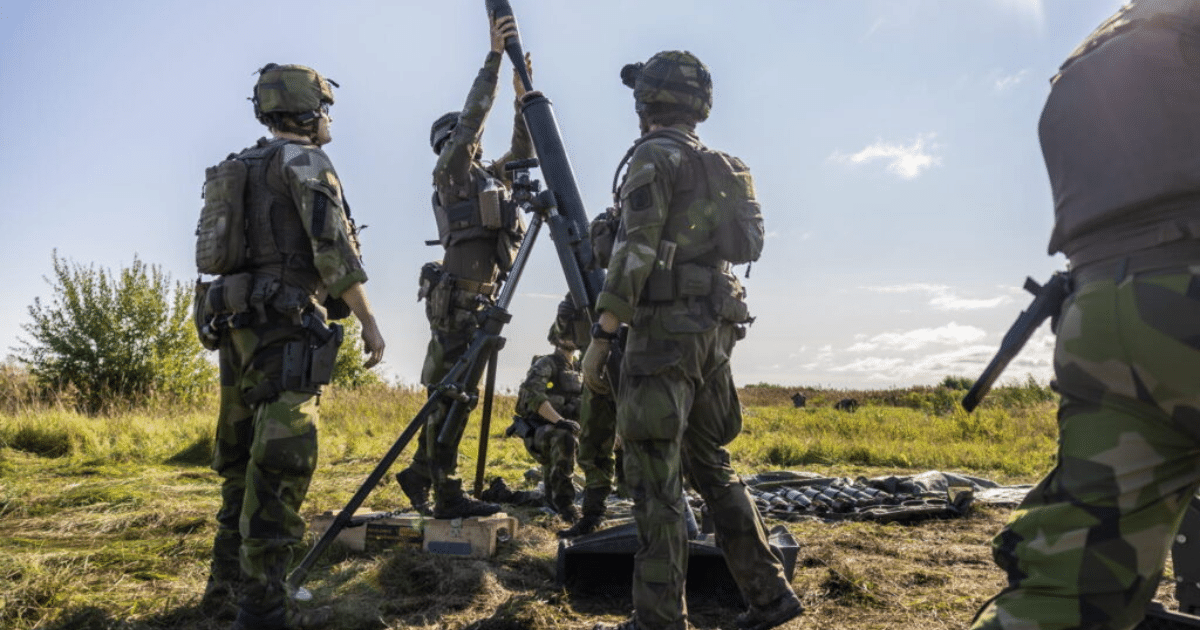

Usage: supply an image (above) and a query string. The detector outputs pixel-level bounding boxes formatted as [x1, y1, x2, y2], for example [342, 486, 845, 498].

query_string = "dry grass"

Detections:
[0, 382, 1181, 630]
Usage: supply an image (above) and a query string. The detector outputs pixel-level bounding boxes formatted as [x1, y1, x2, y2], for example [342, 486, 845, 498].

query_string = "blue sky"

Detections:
[0, 0, 1125, 391]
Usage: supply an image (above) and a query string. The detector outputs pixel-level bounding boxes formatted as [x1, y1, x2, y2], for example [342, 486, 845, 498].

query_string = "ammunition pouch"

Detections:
[711, 269, 753, 325]
[422, 268, 493, 332]
[193, 279, 219, 351]
[205, 272, 256, 330]
[431, 174, 517, 249]
[642, 263, 715, 303]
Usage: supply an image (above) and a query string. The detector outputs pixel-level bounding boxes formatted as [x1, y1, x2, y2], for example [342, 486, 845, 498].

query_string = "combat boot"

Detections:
[199, 574, 241, 620]
[200, 530, 242, 620]
[480, 477, 515, 503]
[396, 467, 432, 515]
[557, 513, 605, 538]
[557, 504, 581, 525]
[433, 480, 502, 519]
[735, 592, 803, 630]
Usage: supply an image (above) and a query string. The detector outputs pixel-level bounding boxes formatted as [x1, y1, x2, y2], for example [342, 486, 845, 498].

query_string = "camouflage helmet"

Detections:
[252, 63, 336, 126]
[547, 317, 577, 351]
[430, 111, 460, 154]
[622, 50, 712, 122]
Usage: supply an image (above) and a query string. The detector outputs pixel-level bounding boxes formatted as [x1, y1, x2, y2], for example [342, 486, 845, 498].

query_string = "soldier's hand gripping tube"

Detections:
[961, 271, 1071, 412]
[486, 0, 531, 92]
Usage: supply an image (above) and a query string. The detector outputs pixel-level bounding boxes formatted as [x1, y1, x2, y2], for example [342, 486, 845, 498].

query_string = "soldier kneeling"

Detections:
[504, 322, 584, 524]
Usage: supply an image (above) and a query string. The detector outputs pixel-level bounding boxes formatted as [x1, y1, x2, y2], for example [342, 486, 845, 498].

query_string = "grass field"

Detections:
[0, 380, 1179, 630]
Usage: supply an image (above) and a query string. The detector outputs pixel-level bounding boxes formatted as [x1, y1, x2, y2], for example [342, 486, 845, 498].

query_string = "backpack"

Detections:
[195, 157, 250, 276]
[610, 129, 764, 265]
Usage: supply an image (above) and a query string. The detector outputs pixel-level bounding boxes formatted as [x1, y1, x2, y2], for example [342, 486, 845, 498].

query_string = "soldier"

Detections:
[582, 51, 802, 630]
[200, 64, 385, 630]
[394, 13, 534, 520]
[554, 294, 623, 538]
[972, 3, 1200, 630]
[508, 319, 585, 524]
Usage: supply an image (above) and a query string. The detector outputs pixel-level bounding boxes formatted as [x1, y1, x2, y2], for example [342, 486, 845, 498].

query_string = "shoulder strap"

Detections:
[609, 129, 700, 201]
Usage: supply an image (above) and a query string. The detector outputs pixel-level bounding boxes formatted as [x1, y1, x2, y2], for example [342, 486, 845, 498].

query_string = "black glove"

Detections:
[556, 419, 582, 435]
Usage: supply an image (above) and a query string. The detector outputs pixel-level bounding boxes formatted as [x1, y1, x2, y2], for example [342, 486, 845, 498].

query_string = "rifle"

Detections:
[961, 271, 1071, 412]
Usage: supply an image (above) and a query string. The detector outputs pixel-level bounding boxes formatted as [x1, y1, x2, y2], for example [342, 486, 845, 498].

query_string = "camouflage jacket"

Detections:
[516, 352, 583, 420]
[263, 138, 367, 299]
[596, 125, 724, 324]
[433, 52, 533, 210]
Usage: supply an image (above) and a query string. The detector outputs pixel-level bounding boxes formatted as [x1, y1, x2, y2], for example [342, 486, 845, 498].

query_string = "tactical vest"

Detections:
[1042, 1, 1200, 260]
[241, 139, 321, 292]
[519, 353, 584, 420]
[432, 163, 514, 248]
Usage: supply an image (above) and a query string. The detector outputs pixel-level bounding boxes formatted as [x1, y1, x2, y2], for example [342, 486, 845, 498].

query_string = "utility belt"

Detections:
[454, 277, 498, 297]
[1070, 238, 1200, 286]
[243, 311, 344, 404]
[639, 262, 723, 304]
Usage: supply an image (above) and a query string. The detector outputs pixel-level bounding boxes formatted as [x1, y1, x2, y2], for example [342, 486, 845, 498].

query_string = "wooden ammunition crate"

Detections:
[310, 510, 425, 553]
[423, 513, 518, 558]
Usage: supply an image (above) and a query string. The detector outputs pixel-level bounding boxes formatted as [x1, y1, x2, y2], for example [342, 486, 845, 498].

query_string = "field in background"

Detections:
[3, 378, 1168, 630]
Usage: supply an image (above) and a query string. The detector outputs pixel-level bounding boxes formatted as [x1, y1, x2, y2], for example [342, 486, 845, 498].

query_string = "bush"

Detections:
[16, 252, 216, 414]
[332, 316, 382, 389]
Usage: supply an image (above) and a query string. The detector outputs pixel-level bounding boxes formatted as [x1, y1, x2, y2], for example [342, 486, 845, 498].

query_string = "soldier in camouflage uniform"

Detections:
[201, 64, 386, 630]
[395, 14, 534, 520]
[554, 294, 623, 538]
[582, 51, 802, 630]
[971, 4, 1200, 630]
[509, 320, 585, 523]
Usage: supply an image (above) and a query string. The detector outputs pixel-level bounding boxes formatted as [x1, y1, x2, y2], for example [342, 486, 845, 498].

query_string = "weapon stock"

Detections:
[961, 271, 1071, 412]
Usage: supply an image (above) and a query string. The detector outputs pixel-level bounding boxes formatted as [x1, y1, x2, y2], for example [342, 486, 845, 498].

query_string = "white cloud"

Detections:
[830, 133, 941, 180]
[861, 283, 1012, 311]
[993, 69, 1029, 92]
[846, 322, 987, 353]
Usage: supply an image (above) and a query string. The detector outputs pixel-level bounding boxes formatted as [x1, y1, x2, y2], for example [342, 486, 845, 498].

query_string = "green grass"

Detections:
[0, 379, 1061, 630]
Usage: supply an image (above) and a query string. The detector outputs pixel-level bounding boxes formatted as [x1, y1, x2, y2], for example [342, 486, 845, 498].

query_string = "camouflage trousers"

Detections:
[525, 422, 579, 514]
[406, 298, 480, 505]
[972, 268, 1200, 630]
[618, 309, 794, 630]
[211, 318, 320, 615]
[577, 385, 622, 516]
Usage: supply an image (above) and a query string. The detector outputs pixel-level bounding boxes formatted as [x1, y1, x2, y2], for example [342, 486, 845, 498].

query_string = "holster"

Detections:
[280, 314, 344, 394]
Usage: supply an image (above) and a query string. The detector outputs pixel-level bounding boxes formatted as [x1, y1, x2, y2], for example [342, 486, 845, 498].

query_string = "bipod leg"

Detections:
[473, 347, 499, 498]
[286, 394, 440, 592]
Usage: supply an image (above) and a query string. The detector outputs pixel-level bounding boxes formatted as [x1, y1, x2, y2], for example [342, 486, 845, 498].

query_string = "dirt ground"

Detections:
[336, 500, 1181, 630]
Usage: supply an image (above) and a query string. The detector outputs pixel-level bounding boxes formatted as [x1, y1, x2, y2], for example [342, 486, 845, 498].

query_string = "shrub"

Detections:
[16, 252, 216, 414]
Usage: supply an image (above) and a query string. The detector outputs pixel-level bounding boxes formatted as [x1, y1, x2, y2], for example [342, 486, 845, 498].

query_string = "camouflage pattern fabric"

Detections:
[211, 318, 320, 616]
[525, 423, 579, 515]
[555, 294, 622, 515]
[597, 129, 795, 630]
[972, 269, 1200, 630]
[207, 138, 363, 618]
[516, 352, 582, 515]
[277, 142, 367, 298]
[578, 384, 622, 515]
[403, 51, 532, 509]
